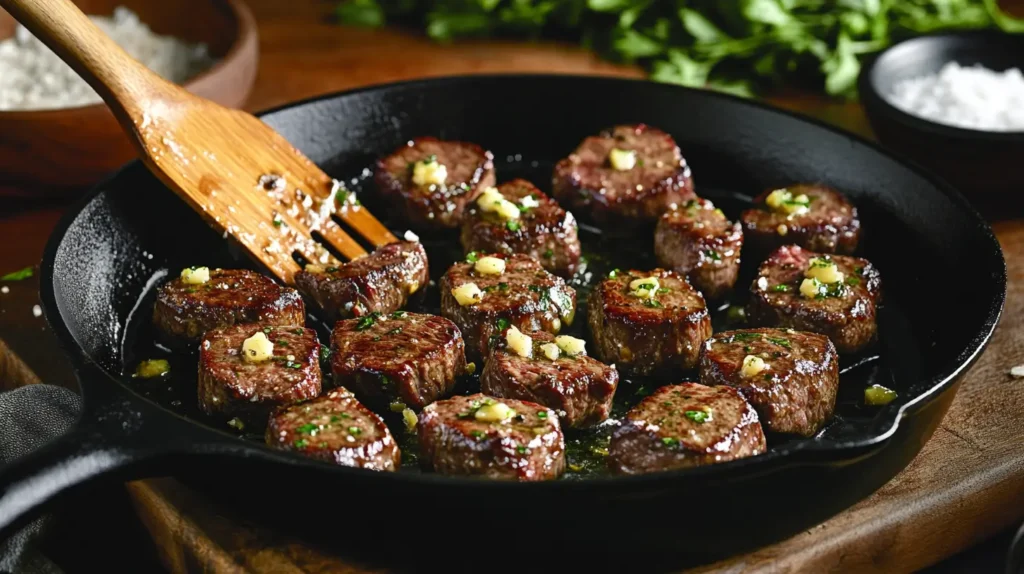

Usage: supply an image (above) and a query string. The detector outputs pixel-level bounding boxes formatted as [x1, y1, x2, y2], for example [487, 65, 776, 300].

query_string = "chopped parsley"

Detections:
[772, 284, 791, 292]
[272, 219, 283, 228]
[855, 266, 864, 275]
[470, 430, 486, 440]
[643, 299, 663, 308]
[661, 437, 679, 447]
[424, 154, 437, 163]
[846, 276, 861, 286]
[506, 220, 521, 232]
[292, 328, 304, 335]
[726, 332, 761, 343]
[293, 438, 309, 449]
[543, 249, 554, 258]
[263, 327, 273, 334]
[657, 288, 671, 294]
[348, 426, 362, 436]
[355, 312, 381, 331]
[379, 375, 391, 387]
[465, 251, 480, 263]
[685, 410, 710, 423]
[391, 311, 408, 319]
[703, 249, 721, 261]
[497, 318, 511, 331]
[284, 361, 303, 369]
[1, 267, 33, 281]
[608, 268, 621, 278]
[765, 336, 791, 348]
[516, 445, 529, 454]
[537, 411, 548, 419]
[319, 345, 332, 363]
[297, 423, 318, 434]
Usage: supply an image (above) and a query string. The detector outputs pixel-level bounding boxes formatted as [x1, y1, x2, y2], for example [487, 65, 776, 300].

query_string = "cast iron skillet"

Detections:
[0, 75, 1005, 567]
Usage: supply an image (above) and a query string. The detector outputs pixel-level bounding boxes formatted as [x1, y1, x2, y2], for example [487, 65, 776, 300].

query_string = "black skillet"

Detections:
[0, 75, 1004, 568]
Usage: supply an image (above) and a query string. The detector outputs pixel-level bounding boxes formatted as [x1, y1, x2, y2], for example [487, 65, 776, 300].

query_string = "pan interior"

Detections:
[48, 75, 1003, 479]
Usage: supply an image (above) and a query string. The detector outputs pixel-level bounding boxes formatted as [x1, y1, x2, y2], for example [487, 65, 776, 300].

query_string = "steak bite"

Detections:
[198, 324, 321, 428]
[460, 179, 582, 277]
[654, 198, 744, 301]
[699, 328, 838, 436]
[741, 184, 860, 255]
[552, 124, 696, 225]
[417, 393, 565, 481]
[480, 329, 618, 428]
[375, 137, 496, 230]
[154, 267, 304, 350]
[439, 253, 576, 361]
[266, 387, 400, 471]
[330, 311, 466, 411]
[294, 240, 428, 324]
[608, 383, 766, 474]
[746, 245, 882, 354]
[587, 269, 711, 376]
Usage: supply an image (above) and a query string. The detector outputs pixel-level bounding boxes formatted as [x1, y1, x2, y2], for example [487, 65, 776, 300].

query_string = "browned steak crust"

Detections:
[375, 137, 496, 230]
[741, 183, 860, 255]
[587, 269, 711, 376]
[460, 179, 582, 277]
[417, 393, 565, 481]
[480, 329, 619, 428]
[294, 241, 428, 323]
[609, 383, 765, 474]
[552, 124, 695, 225]
[330, 311, 466, 411]
[266, 387, 400, 471]
[439, 254, 576, 361]
[746, 245, 882, 354]
[654, 198, 743, 301]
[699, 328, 838, 436]
[154, 269, 304, 350]
[198, 324, 321, 427]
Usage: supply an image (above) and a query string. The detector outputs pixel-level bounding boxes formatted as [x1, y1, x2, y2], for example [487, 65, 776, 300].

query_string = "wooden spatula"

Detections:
[1, 0, 398, 284]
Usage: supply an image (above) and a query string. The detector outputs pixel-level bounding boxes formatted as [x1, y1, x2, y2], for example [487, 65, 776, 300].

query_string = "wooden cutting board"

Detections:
[2, 0, 1024, 571]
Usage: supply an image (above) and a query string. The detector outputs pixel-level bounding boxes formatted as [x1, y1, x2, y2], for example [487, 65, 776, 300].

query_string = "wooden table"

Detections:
[2, 1, 1023, 572]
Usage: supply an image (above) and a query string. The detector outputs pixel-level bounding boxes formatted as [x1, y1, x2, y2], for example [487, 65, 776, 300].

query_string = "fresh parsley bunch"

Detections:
[336, 0, 1024, 97]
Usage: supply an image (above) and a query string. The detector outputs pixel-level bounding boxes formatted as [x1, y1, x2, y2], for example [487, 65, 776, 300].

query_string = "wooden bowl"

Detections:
[0, 0, 258, 199]
[858, 31, 1024, 201]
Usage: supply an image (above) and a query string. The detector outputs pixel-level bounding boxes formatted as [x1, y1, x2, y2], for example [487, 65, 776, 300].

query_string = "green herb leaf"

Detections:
[684, 410, 710, 423]
[293, 438, 309, 449]
[466, 251, 480, 263]
[336, 0, 385, 27]
[661, 437, 679, 447]
[297, 423, 318, 434]
[506, 220, 521, 232]
[355, 312, 381, 331]
[765, 336, 791, 348]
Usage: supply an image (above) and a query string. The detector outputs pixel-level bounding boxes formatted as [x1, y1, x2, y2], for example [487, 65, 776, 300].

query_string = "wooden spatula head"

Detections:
[0, 0, 398, 285]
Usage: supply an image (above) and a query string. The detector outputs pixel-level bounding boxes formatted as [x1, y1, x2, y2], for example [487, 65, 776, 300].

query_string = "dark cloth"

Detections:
[0, 385, 81, 574]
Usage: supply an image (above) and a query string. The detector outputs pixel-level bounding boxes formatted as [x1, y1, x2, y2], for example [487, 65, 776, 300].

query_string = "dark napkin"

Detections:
[0, 384, 81, 574]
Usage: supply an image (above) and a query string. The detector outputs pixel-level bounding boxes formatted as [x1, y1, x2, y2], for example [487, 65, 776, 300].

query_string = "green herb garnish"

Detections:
[661, 437, 679, 447]
[392, 311, 408, 319]
[506, 220, 521, 232]
[846, 276, 861, 286]
[765, 336, 791, 348]
[470, 430, 485, 440]
[543, 249, 554, 258]
[703, 249, 721, 261]
[643, 299, 663, 308]
[1, 267, 33, 281]
[537, 411, 548, 419]
[348, 426, 362, 436]
[297, 423, 318, 434]
[465, 251, 480, 263]
[608, 268, 620, 278]
[293, 438, 309, 449]
[772, 284, 791, 293]
[685, 410, 710, 423]
[516, 446, 529, 455]
[319, 345, 331, 363]
[355, 312, 381, 331]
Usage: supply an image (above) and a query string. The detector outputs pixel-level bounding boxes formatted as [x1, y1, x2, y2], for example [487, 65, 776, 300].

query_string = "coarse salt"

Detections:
[32, 305, 41, 317]
[887, 62, 1024, 132]
[0, 7, 214, 111]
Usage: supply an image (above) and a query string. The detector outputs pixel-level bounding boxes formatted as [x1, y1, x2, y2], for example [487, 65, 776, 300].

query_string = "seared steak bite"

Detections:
[375, 137, 496, 230]
[266, 387, 400, 471]
[699, 328, 839, 436]
[741, 184, 860, 255]
[439, 253, 576, 361]
[294, 240, 428, 324]
[480, 329, 618, 428]
[587, 269, 711, 376]
[746, 245, 882, 354]
[460, 179, 582, 277]
[198, 324, 321, 428]
[552, 124, 696, 225]
[417, 393, 565, 481]
[154, 268, 304, 350]
[608, 383, 766, 474]
[330, 311, 466, 411]
[654, 198, 744, 301]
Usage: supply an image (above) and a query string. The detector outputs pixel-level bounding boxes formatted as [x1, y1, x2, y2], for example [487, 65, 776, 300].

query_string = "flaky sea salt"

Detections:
[0, 7, 214, 111]
[887, 62, 1024, 132]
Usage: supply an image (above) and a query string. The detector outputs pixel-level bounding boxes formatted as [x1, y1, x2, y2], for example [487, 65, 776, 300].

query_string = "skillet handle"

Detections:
[0, 369, 212, 541]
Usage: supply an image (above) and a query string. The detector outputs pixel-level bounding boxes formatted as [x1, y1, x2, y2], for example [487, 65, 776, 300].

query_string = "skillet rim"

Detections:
[40, 73, 1006, 490]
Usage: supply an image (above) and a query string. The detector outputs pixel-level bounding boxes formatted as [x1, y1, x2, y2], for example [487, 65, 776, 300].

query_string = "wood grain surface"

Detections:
[1, 0, 1023, 572]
